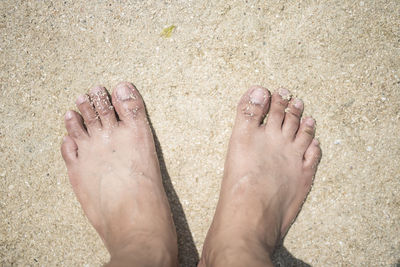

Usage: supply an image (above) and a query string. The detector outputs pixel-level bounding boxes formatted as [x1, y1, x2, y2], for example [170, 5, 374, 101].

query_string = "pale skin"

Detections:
[61, 82, 321, 266]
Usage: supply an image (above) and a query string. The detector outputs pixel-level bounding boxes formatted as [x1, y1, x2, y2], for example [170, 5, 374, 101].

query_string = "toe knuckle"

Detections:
[130, 106, 144, 117]
[121, 103, 144, 118]
[98, 105, 114, 116]
[67, 125, 83, 138]
[274, 98, 288, 108]
[304, 127, 315, 136]
[85, 116, 99, 125]
[287, 108, 301, 118]
[241, 105, 263, 119]
[70, 129, 82, 138]
[291, 104, 303, 113]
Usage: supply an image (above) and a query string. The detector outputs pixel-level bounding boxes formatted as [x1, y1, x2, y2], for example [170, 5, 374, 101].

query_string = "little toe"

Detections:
[111, 82, 147, 125]
[303, 139, 322, 171]
[65, 110, 88, 140]
[294, 117, 315, 153]
[89, 86, 118, 130]
[265, 88, 291, 130]
[282, 98, 303, 139]
[61, 135, 78, 164]
[76, 94, 101, 134]
[235, 86, 270, 128]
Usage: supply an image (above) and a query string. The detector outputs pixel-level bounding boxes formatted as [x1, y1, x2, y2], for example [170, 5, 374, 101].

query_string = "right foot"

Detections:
[200, 86, 322, 266]
[61, 82, 178, 266]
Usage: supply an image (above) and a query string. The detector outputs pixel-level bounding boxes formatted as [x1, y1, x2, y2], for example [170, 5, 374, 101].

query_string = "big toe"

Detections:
[235, 86, 270, 129]
[111, 82, 147, 126]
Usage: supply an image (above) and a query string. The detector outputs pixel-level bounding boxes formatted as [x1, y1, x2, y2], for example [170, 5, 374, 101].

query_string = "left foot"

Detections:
[200, 86, 322, 266]
[61, 82, 178, 266]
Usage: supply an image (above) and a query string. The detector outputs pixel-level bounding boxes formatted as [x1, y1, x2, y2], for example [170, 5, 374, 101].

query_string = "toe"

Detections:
[265, 88, 291, 130]
[282, 98, 303, 139]
[304, 139, 322, 171]
[76, 94, 101, 135]
[61, 135, 78, 164]
[235, 86, 270, 127]
[294, 117, 315, 153]
[89, 86, 118, 129]
[65, 110, 89, 140]
[111, 82, 147, 125]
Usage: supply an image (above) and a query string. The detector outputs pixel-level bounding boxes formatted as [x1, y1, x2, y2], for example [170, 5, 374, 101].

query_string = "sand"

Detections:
[1, 0, 399, 266]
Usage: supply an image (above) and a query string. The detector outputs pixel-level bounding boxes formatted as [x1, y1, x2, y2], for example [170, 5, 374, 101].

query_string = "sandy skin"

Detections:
[61, 82, 321, 266]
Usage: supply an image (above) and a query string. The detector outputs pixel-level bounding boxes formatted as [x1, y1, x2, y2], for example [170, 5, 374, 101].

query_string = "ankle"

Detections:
[201, 235, 274, 267]
[107, 236, 178, 267]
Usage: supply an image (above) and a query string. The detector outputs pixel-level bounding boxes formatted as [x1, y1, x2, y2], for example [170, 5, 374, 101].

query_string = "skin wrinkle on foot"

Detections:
[244, 105, 255, 118]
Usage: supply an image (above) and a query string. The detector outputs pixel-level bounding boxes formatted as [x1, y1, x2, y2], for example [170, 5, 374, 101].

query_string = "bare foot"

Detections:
[200, 86, 322, 266]
[61, 82, 178, 267]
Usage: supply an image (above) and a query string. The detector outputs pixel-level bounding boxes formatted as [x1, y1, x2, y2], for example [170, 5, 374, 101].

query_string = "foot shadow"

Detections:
[147, 118, 200, 266]
[272, 245, 312, 267]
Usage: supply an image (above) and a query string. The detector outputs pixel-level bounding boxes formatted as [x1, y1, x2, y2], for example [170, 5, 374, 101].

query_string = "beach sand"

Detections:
[1, 1, 399, 265]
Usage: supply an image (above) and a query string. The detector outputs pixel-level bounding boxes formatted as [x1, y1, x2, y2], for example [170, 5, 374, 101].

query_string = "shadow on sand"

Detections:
[272, 245, 312, 266]
[149, 119, 200, 266]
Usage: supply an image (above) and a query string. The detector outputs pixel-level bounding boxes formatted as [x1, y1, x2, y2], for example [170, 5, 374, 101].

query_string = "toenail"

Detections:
[116, 85, 135, 101]
[294, 99, 303, 109]
[278, 88, 290, 100]
[91, 86, 103, 95]
[65, 111, 73, 120]
[305, 117, 315, 127]
[76, 95, 88, 105]
[250, 88, 266, 105]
